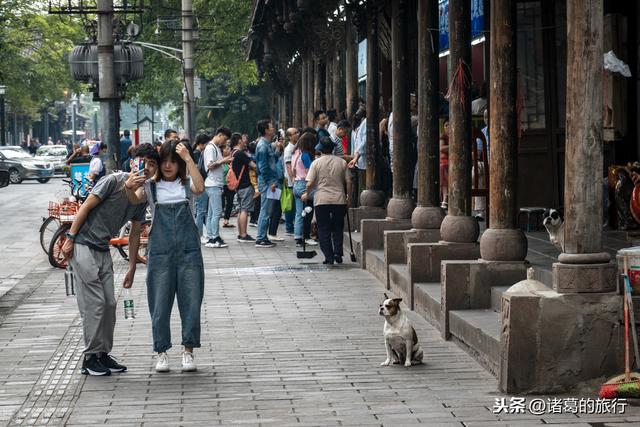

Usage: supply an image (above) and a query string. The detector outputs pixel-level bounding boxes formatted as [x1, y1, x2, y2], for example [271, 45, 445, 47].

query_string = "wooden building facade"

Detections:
[247, 0, 640, 212]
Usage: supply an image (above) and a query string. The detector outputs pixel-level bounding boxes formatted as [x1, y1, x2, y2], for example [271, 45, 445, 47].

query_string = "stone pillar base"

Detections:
[479, 228, 527, 261]
[440, 260, 528, 339]
[552, 262, 617, 293]
[500, 290, 622, 393]
[441, 215, 479, 243]
[387, 197, 416, 220]
[411, 206, 445, 230]
[359, 189, 386, 208]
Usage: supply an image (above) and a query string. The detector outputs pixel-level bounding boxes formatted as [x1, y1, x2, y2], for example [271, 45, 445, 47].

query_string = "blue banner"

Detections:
[70, 163, 91, 199]
[439, 0, 485, 52]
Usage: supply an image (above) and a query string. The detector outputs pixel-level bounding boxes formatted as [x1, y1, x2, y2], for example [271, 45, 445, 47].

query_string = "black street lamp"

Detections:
[0, 85, 6, 146]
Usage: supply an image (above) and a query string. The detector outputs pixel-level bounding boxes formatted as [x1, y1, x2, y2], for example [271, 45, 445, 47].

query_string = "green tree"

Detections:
[0, 1, 85, 120]
[124, 0, 258, 108]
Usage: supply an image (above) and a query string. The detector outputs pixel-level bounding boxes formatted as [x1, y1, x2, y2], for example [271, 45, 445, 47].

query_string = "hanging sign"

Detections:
[439, 0, 485, 52]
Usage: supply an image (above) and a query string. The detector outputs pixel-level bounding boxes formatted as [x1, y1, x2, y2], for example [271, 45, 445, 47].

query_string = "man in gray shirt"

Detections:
[61, 144, 158, 376]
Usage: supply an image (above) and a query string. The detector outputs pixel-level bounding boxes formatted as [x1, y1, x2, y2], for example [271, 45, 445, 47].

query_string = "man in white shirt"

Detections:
[203, 127, 232, 248]
[327, 109, 338, 140]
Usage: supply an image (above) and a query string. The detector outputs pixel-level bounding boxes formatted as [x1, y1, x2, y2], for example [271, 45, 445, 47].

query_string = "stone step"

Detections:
[365, 249, 387, 286]
[414, 282, 441, 330]
[449, 309, 501, 377]
[388, 263, 411, 306]
[490, 286, 511, 313]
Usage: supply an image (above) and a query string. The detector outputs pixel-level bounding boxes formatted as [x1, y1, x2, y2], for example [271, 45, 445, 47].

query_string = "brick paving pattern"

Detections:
[0, 181, 639, 426]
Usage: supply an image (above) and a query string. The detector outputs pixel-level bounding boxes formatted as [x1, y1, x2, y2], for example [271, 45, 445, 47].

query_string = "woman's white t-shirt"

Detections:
[144, 178, 192, 223]
[155, 178, 187, 204]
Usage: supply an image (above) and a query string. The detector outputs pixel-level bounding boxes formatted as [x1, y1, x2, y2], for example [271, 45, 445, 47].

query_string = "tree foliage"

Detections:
[0, 1, 85, 120]
[124, 0, 258, 107]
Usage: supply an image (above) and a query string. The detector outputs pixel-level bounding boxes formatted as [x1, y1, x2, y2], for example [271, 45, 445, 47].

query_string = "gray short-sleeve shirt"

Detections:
[75, 173, 147, 252]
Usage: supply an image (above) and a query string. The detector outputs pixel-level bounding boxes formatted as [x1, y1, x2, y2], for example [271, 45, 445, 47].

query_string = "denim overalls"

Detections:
[146, 181, 204, 353]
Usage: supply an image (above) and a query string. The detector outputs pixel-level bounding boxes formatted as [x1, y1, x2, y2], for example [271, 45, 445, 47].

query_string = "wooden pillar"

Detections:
[333, 51, 344, 114]
[440, 0, 478, 242]
[282, 92, 289, 130]
[387, 0, 415, 219]
[360, 0, 385, 207]
[301, 58, 308, 128]
[293, 69, 302, 128]
[479, 0, 527, 261]
[559, 0, 610, 265]
[345, 11, 359, 121]
[412, 0, 444, 229]
[325, 54, 333, 110]
[314, 59, 322, 112]
[307, 58, 315, 126]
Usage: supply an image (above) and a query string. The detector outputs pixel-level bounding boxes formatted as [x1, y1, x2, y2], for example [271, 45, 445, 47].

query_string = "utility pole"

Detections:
[0, 85, 6, 146]
[97, 0, 119, 169]
[43, 107, 49, 143]
[71, 95, 77, 144]
[182, 0, 195, 141]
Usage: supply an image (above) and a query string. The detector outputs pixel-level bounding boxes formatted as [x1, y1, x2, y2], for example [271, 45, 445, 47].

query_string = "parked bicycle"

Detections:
[43, 178, 151, 269]
[39, 178, 85, 256]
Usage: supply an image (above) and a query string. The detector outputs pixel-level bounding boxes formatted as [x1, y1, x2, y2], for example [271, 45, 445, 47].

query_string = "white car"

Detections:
[35, 145, 69, 175]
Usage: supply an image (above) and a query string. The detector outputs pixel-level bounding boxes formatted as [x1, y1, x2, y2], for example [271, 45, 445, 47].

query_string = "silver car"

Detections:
[35, 145, 69, 175]
[0, 146, 54, 184]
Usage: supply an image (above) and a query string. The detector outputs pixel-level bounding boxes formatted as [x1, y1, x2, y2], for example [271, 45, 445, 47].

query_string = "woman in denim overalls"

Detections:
[127, 141, 205, 372]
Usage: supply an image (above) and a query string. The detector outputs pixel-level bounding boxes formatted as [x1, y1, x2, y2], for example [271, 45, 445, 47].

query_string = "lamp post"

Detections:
[0, 85, 6, 146]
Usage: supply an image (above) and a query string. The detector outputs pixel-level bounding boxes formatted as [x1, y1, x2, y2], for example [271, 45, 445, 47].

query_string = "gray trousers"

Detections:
[70, 243, 116, 357]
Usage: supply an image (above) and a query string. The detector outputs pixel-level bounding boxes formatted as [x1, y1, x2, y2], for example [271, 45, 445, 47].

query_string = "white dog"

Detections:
[543, 208, 565, 251]
[379, 294, 423, 367]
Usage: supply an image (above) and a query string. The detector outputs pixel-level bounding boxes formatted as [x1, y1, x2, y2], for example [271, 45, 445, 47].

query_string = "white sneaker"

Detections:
[155, 352, 170, 372]
[200, 236, 208, 245]
[305, 239, 319, 246]
[268, 234, 285, 242]
[181, 351, 197, 372]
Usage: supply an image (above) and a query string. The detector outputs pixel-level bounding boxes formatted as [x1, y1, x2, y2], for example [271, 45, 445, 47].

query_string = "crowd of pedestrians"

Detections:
[58, 110, 364, 377]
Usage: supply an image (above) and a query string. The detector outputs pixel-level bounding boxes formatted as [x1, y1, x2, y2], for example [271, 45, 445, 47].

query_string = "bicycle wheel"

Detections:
[40, 216, 60, 255]
[48, 224, 71, 269]
[114, 220, 150, 265]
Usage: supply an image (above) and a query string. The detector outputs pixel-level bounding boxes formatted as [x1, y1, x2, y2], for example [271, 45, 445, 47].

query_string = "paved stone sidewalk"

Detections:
[1, 181, 639, 426]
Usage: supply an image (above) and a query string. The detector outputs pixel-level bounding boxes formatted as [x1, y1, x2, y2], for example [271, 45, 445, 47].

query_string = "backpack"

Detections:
[197, 142, 216, 179]
[226, 150, 245, 191]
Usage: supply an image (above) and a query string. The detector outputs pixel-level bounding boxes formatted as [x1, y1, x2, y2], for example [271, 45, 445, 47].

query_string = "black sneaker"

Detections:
[295, 239, 304, 247]
[237, 235, 256, 243]
[335, 255, 343, 264]
[255, 239, 276, 248]
[205, 237, 228, 248]
[99, 354, 127, 373]
[81, 355, 111, 376]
